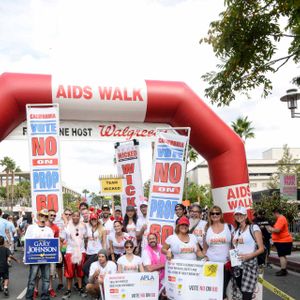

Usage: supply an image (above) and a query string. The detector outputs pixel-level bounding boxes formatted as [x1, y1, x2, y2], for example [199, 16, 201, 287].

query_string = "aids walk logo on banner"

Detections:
[212, 183, 252, 213]
[26, 105, 63, 218]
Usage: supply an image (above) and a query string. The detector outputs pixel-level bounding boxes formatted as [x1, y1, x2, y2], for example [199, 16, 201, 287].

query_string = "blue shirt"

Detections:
[0, 218, 9, 240]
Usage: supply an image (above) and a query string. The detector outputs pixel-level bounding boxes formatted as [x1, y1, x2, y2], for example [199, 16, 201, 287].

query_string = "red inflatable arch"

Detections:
[0, 72, 252, 222]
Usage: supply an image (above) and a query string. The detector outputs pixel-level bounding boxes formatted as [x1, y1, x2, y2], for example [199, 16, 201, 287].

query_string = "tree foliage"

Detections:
[253, 192, 298, 223]
[183, 182, 213, 208]
[231, 116, 255, 142]
[201, 0, 300, 106]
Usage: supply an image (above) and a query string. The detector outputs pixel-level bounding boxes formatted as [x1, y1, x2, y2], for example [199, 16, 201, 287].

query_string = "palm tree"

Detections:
[0, 156, 16, 207]
[82, 189, 90, 201]
[231, 116, 255, 142]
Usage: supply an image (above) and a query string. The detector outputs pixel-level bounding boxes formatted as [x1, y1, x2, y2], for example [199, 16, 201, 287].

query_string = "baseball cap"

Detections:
[177, 216, 190, 226]
[90, 213, 98, 220]
[139, 199, 148, 207]
[102, 204, 110, 210]
[115, 206, 122, 212]
[38, 209, 49, 216]
[234, 206, 247, 215]
[98, 249, 108, 259]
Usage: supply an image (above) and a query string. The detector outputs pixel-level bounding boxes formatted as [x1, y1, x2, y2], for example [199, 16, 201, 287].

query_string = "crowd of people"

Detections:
[0, 201, 294, 300]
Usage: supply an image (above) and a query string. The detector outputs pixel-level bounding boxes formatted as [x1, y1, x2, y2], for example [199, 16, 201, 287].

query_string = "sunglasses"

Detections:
[50, 214, 56, 217]
[65, 213, 71, 216]
[190, 210, 200, 213]
[125, 245, 133, 249]
[210, 212, 221, 216]
[39, 214, 48, 218]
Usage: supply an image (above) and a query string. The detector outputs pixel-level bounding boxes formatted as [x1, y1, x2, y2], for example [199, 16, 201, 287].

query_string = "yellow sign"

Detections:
[100, 177, 123, 195]
[203, 263, 218, 277]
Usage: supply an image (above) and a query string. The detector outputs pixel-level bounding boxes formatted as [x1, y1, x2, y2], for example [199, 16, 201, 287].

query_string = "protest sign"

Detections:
[99, 176, 123, 196]
[26, 105, 63, 218]
[24, 238, 60, 264]
[147, 131, 189, 243]
[115, 140, 144, 214]
[165, 259, 223, 300]
[104, 272, 159, 300]
[280, 174, 297, 200]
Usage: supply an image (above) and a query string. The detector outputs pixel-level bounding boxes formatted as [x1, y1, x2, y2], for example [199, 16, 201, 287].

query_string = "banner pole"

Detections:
[100, 283, 105, 300]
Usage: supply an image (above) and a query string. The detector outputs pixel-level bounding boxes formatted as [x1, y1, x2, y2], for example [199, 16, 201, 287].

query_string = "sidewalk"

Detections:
[269, 250, 300, 273]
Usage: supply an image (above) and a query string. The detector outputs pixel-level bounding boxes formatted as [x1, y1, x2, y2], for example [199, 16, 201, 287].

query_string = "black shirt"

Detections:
[0, 246, 11, 272]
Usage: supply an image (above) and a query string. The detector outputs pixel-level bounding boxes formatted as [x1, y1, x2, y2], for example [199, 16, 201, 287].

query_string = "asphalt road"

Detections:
[4, 249, 299, 299]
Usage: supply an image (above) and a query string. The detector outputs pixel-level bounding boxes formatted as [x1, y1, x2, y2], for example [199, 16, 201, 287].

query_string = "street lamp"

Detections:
[280, 89, 300, 118]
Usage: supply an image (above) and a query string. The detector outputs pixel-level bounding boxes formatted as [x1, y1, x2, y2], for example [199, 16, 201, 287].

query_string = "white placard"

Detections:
[165, 259, 223, 300]
[104, 272, 159, 300]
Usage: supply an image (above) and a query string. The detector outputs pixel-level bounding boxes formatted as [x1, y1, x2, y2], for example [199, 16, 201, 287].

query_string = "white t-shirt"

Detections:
[89, 260, 117, 279]
[102, 218, 114, 249]
[25, 224, 54, 239]
[165, 234, 198, 260]
[117, 255, 142, 273]
[126, 222, 137, 239]
[136, 215, 148, 249]
[233, 225, 260, 255]
[142, 247, 162, 266]
[60, 222, 87, 253]
[86, 224, 103, 255]
[108, 232, 132, 255]
[205, 224, 232, 262]
[192, 220, 207, 248]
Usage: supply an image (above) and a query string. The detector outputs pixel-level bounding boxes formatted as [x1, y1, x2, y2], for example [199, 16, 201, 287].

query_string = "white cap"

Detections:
[139, 199, 148, 207]
[234, 206, 247, 215]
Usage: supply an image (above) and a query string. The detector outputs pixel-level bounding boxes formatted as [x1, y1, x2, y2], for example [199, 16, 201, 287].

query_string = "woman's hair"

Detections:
[174, 217, 189, 235]
[89, 217, 105, 239]
[123, 210, 137, 232]
[205, 205, 224, 231]
[124, 239, 134, 249]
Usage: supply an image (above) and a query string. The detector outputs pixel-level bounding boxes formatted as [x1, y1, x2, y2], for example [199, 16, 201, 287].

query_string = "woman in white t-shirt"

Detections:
[202, 206, 233, 300]
[117, 240, 144, 273]
[232, 206, 264, 300]
[123, 206, 138, 240]
[162, 216, 203, 261]
[109, 220, 135, 262]
[83, 213, 106, 278]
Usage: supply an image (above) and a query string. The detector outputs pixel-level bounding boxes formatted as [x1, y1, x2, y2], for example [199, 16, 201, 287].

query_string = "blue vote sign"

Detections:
[25, 238, 60, 264]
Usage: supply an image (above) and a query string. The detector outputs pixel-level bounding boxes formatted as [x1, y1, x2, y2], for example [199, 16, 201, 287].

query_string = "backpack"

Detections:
[249, 224, 267, 266]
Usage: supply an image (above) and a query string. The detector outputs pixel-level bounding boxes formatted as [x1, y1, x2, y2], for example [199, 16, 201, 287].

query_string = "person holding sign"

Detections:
[24, 209, 54, 300]
[232, 206, 264, 300]
[162, 216, 203, 260]
[86, 249, 117, 299]
[117, 240, 144, 273]
[202, 206, 233, 300]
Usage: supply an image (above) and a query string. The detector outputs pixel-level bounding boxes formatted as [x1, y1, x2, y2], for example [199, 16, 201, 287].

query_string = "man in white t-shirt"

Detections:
[86, 249, 117, 298]
[100, 204, 114, 250]
[24, 209, 54, 300]
[189, 204, 207, 248]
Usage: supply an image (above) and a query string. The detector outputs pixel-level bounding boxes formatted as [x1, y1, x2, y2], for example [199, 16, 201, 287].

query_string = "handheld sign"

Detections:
[25, 238, 60, 264]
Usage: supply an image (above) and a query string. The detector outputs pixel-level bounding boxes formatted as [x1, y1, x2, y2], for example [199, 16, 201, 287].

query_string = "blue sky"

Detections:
[0, 0, 299, 194]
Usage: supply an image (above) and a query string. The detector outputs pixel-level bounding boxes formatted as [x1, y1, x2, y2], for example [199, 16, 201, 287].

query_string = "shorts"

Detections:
[64, 253, 86, 279]
[274, 242, 292, 257]
[0, 271, 9, 280]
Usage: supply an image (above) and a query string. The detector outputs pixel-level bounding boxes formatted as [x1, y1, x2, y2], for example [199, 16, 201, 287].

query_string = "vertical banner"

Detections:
[26, 105, 63, 218]
[115, 139, 144, 214]
[147, 131, 189, 244]
[280, 174, 297, 200]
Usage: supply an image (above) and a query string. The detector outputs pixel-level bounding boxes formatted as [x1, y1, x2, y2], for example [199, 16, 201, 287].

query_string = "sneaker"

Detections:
[49, 288, 56, 297]
[33, 289, 38, 299]
[74, 282, 79, 291]
[62, 290, 71, 299]
[4, 288, 9, 297]
[56, 284, 64, 291]
[275, 269, 288, 276]
[79, 289, 87, 298]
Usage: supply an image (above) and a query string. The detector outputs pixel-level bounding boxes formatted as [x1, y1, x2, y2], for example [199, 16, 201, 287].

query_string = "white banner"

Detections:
[52, 77, 148, 122]
[166, 259, 223, 300]
[115, 140, 144, 214]
[26, 105, 63, 219]
[104, 272, 159, 300]
[212, 183, 253, 214]
[280, 174, 297, 200]
[147, 132, 188, 244]
[6, 121, 170, 141]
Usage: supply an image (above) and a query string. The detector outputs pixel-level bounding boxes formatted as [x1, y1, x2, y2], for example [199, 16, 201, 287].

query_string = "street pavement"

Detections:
[4, 248, 300, 299]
